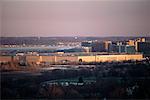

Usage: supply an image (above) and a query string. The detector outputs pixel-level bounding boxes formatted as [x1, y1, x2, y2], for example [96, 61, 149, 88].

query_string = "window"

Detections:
[79, 59, 82, 62]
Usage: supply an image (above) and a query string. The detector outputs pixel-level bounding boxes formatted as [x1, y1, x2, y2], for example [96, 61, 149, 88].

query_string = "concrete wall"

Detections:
[26, 56, 40, 63]
[56, 56, 78, 63]
[78, 54, 143, 63]
[0, 56, 12, 62]
[40, 56, 55, 63]
[125, 54, 143, 61]
[40, 56, 78, 64]
[96, 55, 118, 62]
[96, 54, 141, 62]
[78, 56, 96, 62]
[0, 54, 143, 64]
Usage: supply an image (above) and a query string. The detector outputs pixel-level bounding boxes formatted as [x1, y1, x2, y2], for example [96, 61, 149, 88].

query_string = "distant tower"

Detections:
[91, 42, 105, 52]
[104, 41, 112, 52]
[135, 38, 145, 51]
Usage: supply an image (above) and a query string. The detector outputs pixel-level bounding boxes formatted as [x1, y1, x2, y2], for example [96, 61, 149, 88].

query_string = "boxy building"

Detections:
[77, 54, 143, 63]
[0, 53, 144, 65]
[137, 42, 150, 56]
[91, 42, 105, 52]
[0, 56, 13, 63]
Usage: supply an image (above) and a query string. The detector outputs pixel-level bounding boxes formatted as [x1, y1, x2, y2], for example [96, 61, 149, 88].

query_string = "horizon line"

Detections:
[1, 36, 150, 38]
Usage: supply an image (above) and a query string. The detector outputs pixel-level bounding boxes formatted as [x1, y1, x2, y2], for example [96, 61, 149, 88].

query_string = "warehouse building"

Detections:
[0, 53, 143, 65]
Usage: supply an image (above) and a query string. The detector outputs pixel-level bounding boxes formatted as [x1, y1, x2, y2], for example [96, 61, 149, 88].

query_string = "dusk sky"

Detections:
[0, 0, 150, 37]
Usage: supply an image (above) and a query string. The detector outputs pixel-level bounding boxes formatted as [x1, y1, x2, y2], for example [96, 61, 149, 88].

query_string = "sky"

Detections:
[0, 0, 150, 37]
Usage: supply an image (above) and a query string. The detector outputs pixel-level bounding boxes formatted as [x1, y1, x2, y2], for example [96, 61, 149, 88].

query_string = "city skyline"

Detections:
[0, 0, 150, 37]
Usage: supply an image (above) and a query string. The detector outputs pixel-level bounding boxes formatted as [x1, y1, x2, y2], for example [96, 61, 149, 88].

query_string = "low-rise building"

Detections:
[0, 53, 144, 65]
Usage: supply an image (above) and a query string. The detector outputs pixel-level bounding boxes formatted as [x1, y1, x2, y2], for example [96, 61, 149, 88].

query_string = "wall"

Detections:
[56, 56, 78, 63]
[26, 56, 40, 63]
[78, 56, 96, 62]
[40, 56, 55, 64]
[0, 54, 143, 64]
[78, 54, 143, 63]
[96, 55, 118, 62]
[0, 56, 12, 62]
[97, 54, 143, 62]
[125, 54, 143, 61]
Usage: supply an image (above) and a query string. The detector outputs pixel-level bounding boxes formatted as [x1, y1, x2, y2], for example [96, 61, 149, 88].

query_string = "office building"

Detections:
[127, 38, 146, 51]
[111, 44, 136, 54]
[91, 42, 105, 52]
[135, 38, 145, 51]
[125, 45, 136, 54]
[137, 42, 150, 56]
[104, 41, 112, 52]
[81, 41, 92, 47]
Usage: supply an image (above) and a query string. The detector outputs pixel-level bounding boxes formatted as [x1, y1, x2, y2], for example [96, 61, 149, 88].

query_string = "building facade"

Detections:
[0, 53, 143, 64]
[91, 42, 105, 52]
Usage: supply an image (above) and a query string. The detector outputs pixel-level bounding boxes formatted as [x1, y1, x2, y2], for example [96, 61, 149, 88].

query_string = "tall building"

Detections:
[125, 45, 136, 54]
[137, 42, 150, 56]
[104, 41, 112, 52]
[113, 42, 126, 53]
[91, 42, 105, 52]
[112, 45, 125, 53]
[127, 38, 146, 51]
[111, 44, 136, 54]
[135, 38, 145, 51]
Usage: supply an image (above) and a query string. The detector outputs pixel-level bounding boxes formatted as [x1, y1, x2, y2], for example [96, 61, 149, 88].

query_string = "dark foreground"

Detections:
[1, 62, 150, 99]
